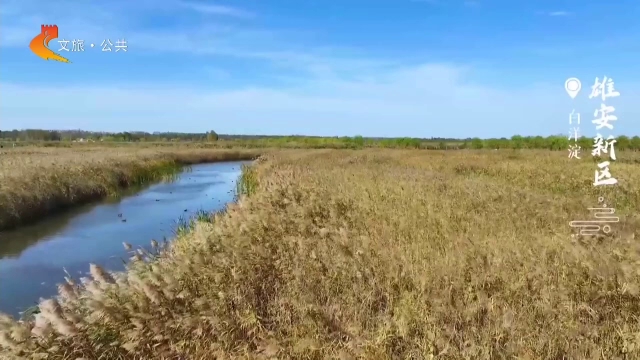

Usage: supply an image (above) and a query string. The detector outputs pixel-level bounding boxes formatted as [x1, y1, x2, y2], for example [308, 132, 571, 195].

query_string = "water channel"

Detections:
[0, 161, 250, 318]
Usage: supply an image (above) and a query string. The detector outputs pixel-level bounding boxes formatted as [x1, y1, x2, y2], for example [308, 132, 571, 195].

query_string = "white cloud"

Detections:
[2, 63, 639, 138]
[548, 11, 571, 16]
[177, 1, 254, 18]
[0, 0, 255, 48]
[0, 0, 386, 79]
[3, 0, 639, 138]
[205, 67, 232, 80]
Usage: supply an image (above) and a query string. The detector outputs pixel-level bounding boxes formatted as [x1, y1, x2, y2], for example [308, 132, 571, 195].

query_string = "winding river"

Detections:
[0, 161, 250, 318]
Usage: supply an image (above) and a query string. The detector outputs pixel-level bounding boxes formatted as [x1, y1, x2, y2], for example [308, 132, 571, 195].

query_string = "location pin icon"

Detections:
[565, 78, 581, 99]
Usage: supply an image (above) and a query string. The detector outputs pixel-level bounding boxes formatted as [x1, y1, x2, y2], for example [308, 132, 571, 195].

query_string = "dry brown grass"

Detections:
[1, 149, 640, 359]
[0, 146, 262, 230]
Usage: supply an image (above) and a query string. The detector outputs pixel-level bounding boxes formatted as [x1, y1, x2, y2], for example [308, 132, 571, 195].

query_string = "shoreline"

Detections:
[13, 163, 256, 321]
[0, 149, 262, 232]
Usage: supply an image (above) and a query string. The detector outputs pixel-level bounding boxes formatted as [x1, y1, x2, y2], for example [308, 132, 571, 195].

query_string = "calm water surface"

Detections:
[0, 161, 250, 317]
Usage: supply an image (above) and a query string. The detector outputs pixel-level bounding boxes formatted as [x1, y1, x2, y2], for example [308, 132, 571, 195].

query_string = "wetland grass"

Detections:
[1, 149, 640, 359]
[0, 147, 262, 231]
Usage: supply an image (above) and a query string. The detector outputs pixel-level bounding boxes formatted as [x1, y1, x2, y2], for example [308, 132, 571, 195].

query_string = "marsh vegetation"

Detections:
[1, 148, 639, 359]
[0, 147, 261, 230]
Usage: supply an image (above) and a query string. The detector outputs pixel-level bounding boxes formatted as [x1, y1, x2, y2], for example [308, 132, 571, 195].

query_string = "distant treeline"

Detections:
[0, 129, 220, 142]
[2, 129, 640, 150]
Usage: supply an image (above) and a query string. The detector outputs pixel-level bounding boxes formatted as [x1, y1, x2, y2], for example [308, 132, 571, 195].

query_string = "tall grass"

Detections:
[1, 149, 639, 359]
[173, 210, 215, 237]
[0, 147, 262, 231]
[236, 163, 259, 197]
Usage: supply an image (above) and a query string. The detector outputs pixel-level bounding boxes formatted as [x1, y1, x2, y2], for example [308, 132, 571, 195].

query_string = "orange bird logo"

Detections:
[29, 25, 71, 63]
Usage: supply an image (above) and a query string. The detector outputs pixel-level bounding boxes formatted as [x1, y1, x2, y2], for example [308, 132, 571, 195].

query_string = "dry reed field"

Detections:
[0, 146, 262, 231]
[1, 149, 640, 359]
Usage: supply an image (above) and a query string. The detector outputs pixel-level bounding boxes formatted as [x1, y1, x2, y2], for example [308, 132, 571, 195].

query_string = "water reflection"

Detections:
[0, 161, 249, 317]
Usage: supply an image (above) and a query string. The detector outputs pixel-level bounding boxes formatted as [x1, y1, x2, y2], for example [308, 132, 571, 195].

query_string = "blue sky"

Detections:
[1, 0, 639, 138]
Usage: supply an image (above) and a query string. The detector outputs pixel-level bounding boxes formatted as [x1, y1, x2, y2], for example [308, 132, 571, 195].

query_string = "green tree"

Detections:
[352, 135, 365, 148]
[497, 137, 511, 149]
[470, 138, 484, 149]
[547, 135, 568, 151]
[530, 136, 546, 149]
[207, 131, 219, 142]
[486, 138, 501, 149]
[577, 136, 591, 151]
[510, 135, 524, 149]
[616, 135, 630, 150]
